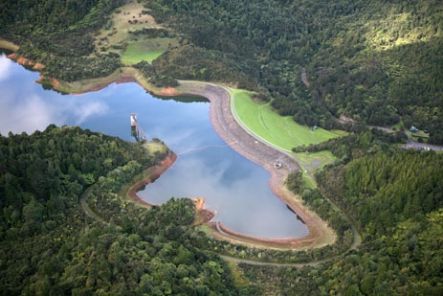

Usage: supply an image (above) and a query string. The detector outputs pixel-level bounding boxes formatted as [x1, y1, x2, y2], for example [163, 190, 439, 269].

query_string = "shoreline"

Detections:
[175, 81, 336, 249]
[1, 40, 336, 250]
[125, 151, 216, 225]
[126, 152, 178, 208]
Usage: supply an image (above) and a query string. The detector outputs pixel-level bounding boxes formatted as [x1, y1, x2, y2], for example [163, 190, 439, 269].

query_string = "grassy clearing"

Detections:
[122, 48, 163, 64]
[294, 151, 337, 172]
[94, 0, 161, 54]
[93, 0, 178, 64]
[121, 38, 176, 65]
[293, 151, 337, 188]
[231, 89, 347, 151]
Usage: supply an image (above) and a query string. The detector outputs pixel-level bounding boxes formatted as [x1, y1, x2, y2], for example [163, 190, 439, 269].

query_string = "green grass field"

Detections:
[121, 42, 164, 65]
[294, 151, 337, 172]
[231, 89, 347, 151]
[231, 89, 345, 188]
[121, 38, 176, 65]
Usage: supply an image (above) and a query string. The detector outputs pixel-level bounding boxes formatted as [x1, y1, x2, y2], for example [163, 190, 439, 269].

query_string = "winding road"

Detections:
[72, 78, 362, 267]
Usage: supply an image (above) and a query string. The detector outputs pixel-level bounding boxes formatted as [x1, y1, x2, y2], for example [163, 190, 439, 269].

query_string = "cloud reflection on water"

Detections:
[0, 57, 12, 81]
[0, 55, 308, 238]
[0, 92, 109, 135]
[0, 57, 109, 135]
[140, 148, 309, 238]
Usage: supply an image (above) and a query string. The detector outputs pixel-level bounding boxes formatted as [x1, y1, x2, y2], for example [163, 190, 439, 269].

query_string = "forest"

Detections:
[0, 1, 442, 294]
[0, 0, 125, 80]
[0, 126, 251, 295]
[241, 138, 443, 295]
[1, 125, 441, 295]
[145, 0, 443, 143]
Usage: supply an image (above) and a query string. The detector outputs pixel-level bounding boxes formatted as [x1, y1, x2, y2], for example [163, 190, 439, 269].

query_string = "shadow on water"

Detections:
[155, 94, 209, 104]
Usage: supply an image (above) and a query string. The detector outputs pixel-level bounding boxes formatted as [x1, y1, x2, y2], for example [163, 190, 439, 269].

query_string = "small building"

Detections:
[410, 125, 419, 133]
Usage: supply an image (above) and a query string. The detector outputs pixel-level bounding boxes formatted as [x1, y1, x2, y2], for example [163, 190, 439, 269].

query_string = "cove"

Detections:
[0, 55, 308, 239]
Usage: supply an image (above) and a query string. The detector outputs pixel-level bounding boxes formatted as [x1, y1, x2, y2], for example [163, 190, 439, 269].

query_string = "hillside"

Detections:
[241, 141, 443, 295]
[0, 126, 245, 295]
[1, 1, 441, 142]
[145, 0, 443, 143]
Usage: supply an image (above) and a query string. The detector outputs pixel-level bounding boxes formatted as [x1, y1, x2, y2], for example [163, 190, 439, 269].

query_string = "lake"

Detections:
[0, 55, 308, 238]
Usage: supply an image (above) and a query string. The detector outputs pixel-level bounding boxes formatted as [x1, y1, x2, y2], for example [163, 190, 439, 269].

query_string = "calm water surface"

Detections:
[0, 55, 308, 238]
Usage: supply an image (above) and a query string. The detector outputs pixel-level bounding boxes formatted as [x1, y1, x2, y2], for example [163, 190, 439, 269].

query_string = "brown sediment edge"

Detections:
[126, 151, 216, 224]
[1, 39, 336, 250]
[174, 81, 336, 250]
[127, 152, 177, 207]
[0, 39, 44, 70]
[7, 53, 45, 70]
[210, 222, 316, 250]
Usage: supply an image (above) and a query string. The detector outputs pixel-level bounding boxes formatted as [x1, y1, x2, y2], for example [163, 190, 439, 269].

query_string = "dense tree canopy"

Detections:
[0, 0, 125, 80]
[242, 141, 443, 295]
[1, 1, 442, 294]
[0, 126, 248, 295]
[146, 0, 443, 143]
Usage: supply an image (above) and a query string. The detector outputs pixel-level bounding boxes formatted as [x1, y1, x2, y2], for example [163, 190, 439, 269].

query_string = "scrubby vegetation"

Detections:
[0, 126, 250, 295]
[293, 129, 408, 162]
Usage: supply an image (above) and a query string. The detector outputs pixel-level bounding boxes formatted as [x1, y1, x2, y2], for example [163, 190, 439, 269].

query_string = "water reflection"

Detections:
[0, 55, 308, 238]
[0, 56, 13, 81]
[0, 56, 109, 135]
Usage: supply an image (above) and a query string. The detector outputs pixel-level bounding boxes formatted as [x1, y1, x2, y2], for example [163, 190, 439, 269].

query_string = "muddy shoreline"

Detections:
[175, 81, 336, 249]
[1, 41, 336, 249]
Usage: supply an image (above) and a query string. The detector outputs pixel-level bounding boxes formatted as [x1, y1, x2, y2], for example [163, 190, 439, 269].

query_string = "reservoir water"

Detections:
[0, 55, 308, 238]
